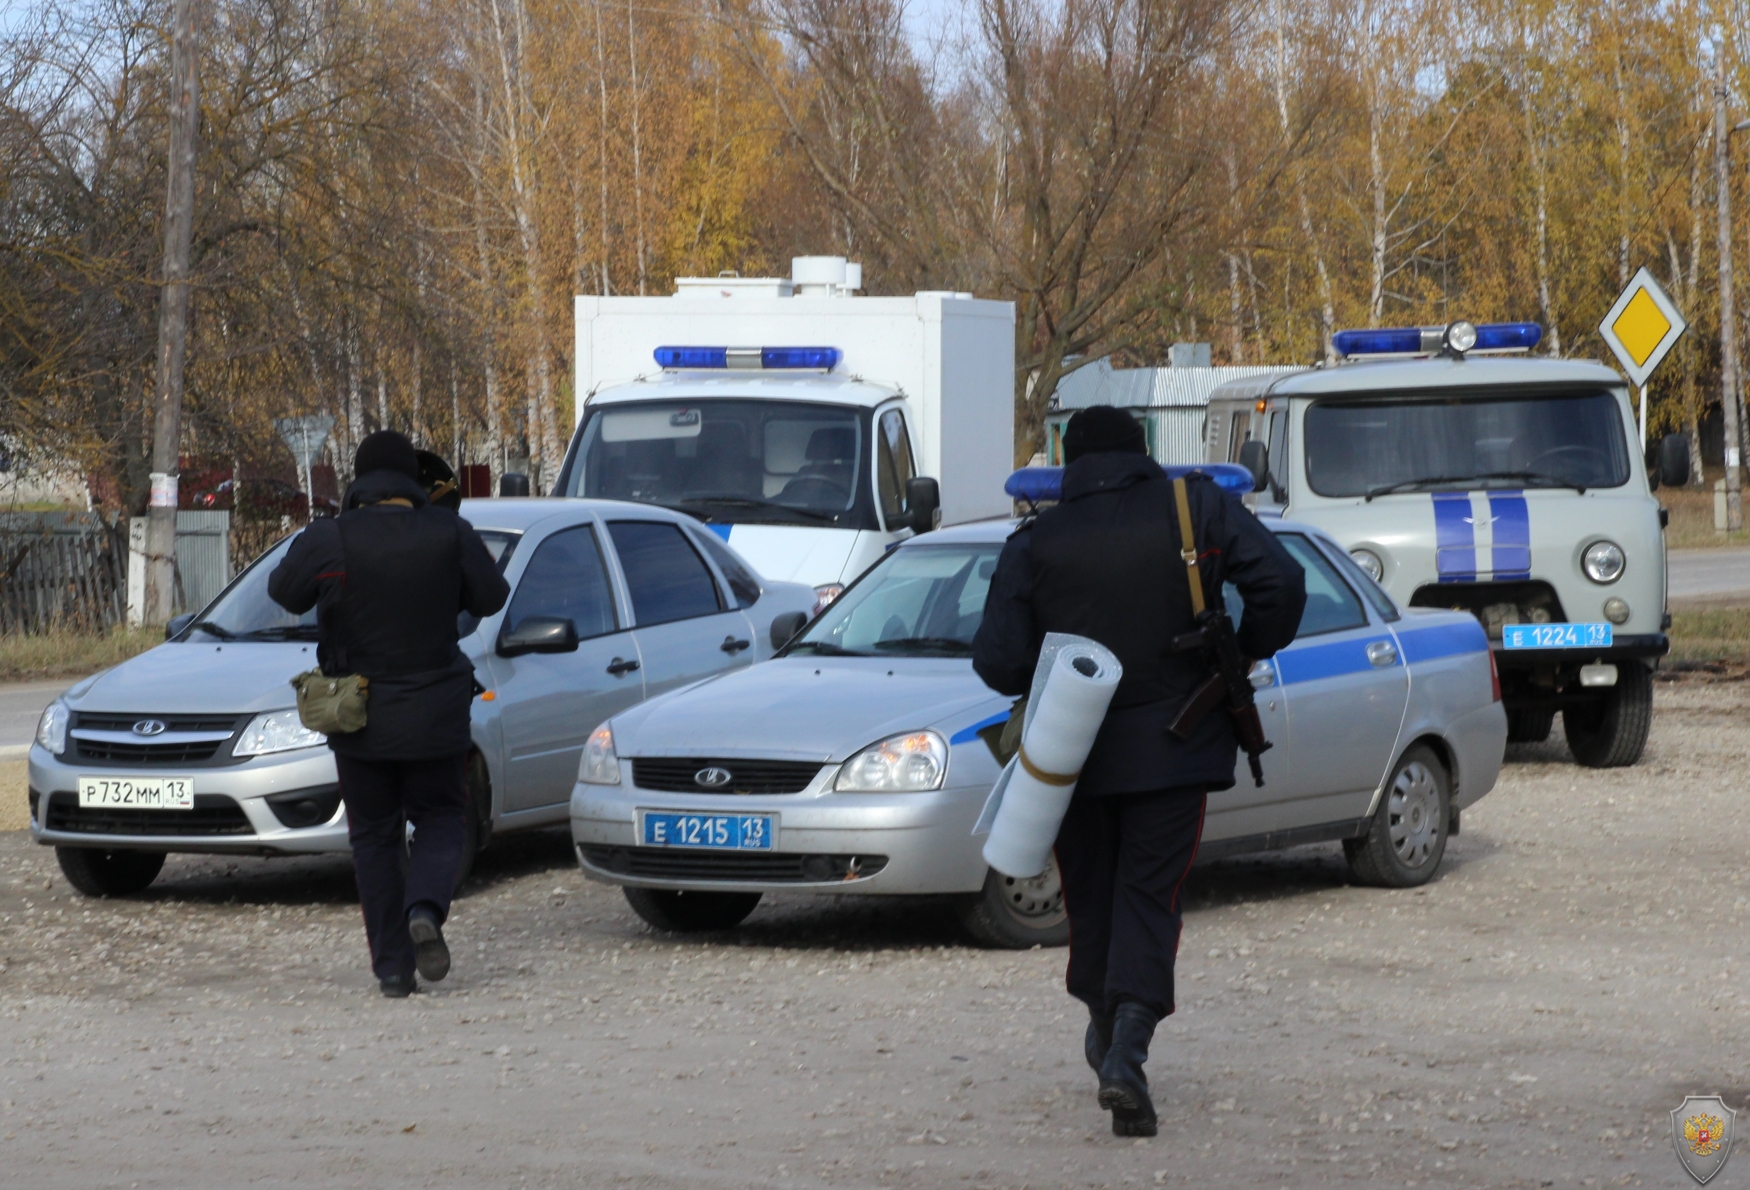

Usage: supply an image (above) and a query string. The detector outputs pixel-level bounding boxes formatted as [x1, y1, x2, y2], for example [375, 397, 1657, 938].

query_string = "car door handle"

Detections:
[720, 635, 751, 654]
[1366, 640, 1399, 668]
[606, 657, 641, 676]
[1248, 659, 1276, 690]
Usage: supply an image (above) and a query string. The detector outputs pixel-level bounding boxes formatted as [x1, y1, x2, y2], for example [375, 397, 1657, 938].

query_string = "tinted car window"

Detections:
[1275, 534, 1367, 636]
[690, 528, 761, 608]
[457, 530, 523, 637]
[609, 521, 723, 626]
[503, 525, 617, 640]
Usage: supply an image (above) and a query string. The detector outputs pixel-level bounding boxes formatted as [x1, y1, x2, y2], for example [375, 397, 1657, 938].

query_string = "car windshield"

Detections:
[187, 529, 519, 642]
[566, 399, 865, 527]
[789, 544, 1001, 657]
[1303, 389, 1631, 497]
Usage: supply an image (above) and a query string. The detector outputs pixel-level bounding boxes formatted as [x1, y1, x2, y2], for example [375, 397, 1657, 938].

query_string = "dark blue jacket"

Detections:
[972, 452, 1305, 794]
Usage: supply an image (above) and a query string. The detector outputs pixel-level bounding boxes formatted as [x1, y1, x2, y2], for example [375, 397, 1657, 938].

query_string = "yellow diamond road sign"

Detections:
[1599, 267, 1687, 387]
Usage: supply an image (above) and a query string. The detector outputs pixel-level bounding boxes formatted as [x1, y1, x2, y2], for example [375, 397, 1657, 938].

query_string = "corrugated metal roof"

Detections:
[1054, 360, 1301, 409]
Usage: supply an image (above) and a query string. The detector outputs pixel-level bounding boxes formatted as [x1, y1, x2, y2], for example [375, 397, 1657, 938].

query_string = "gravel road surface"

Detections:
[1, 677, 1745, 1189]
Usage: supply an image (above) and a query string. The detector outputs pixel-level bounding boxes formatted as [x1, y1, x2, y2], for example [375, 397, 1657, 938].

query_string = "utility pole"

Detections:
[1715, 51, 1743, 532]
[144, 0, 202, 624]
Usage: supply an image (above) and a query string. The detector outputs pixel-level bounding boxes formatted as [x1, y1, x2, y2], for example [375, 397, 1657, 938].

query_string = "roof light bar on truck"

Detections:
[1332, 321, 1542, 361]
[653, 346, 842, 371]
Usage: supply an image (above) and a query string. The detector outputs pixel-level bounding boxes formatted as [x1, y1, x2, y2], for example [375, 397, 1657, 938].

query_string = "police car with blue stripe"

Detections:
[1207, 321, 1684, 768]
[569, 470, 1504, 948]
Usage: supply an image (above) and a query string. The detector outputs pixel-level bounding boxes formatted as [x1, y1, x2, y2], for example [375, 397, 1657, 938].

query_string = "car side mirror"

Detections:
[903, 476, 941, 534]
[499, 472, 530, 497]
[1237, 440, 1270, 493]
[496, 615, 578, 657]
[1658, 433, 1691, 489]
[770, 610, 808, 652]
[165, 612, 195, 641]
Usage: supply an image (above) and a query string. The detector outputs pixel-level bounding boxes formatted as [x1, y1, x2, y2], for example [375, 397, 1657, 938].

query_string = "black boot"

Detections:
[379, 973, 417, 998]
[407, 904, 451, 982]
[1084, 1009, 1114, 1073]
[1097, 1002, 1159, 1137]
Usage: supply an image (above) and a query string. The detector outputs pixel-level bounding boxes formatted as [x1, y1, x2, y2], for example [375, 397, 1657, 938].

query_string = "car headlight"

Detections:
[235, 709, 326, 756]
[579, 724, 622, 785]
[35, 701, 68, 755]
[834, 731, 948, 793]
[1349, 548, 1384, 582]
[1582, 540, 1625, 584]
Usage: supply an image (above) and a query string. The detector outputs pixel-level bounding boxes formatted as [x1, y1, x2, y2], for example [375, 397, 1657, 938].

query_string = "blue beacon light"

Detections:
[1332, 322, 1543, 359]
[1005, 464, 1255, 504]
[653, 346, 842, 370]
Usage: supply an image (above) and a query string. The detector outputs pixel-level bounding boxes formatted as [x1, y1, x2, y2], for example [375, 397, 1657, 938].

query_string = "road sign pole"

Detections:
[1638, 386, 1647, 450]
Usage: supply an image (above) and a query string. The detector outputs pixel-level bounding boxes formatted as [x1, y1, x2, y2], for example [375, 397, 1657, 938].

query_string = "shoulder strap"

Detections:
[1171, 476, 1205, 617]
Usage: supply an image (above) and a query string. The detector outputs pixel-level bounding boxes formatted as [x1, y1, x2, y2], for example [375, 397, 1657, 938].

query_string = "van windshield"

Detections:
[1303, 390, 1631, 498]
[565, 399, 869, 529]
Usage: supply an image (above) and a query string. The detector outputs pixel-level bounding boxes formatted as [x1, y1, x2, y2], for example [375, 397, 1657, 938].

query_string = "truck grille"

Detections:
[631, 758, 823, 795]
[43, 792, 253, 836]
[580, 845, 886, 883]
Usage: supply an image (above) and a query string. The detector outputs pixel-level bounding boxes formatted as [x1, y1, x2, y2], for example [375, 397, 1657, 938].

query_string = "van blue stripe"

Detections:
[950, 710, 1011, 745]
[1275, 635, 1398, 684]
[1489, 492, 1530, 579]
[705, 524, 732, 541]
[1395, 620, 1489, 663]
[1432, 493, 1476, 582]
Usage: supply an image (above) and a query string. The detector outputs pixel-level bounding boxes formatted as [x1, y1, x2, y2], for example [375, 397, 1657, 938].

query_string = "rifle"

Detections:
[1168, 609, 1272, 787]
[1163, 475, 1273, 787]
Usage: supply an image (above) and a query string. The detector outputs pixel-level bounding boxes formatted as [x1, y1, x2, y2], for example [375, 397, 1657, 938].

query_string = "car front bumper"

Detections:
[27, 743, 351, 856]
[569, 778, 991, 896]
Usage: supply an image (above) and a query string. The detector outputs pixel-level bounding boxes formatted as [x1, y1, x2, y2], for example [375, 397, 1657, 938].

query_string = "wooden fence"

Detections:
[0, 512, 128, 635]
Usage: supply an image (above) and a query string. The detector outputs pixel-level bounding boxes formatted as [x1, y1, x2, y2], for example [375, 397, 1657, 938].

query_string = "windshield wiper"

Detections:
[872, 637, 974, 655]
[672, 496, 837, 524]
[786, 640, 869, 657]
[1364, 470, 1588, 501]
[187, 620, 237, 640]
[237, 625, 321, 641]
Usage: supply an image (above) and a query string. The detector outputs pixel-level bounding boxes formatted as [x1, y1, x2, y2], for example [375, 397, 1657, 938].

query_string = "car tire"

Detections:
[56, 847, 166, 897]
[1505, 706, 1554, 743]
[1564, 662, 1652, 768]
[454, 753, 493, 893]
[1344, 744, 1450, 889]
[622, 887, 762, 932]
[953, 861, 1070, 949]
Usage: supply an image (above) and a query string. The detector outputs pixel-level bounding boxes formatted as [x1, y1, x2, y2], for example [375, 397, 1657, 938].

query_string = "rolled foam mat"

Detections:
[979, 633, 1122, 878]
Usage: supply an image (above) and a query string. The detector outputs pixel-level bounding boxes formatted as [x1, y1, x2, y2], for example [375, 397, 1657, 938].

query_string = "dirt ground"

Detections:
[1, 678, 1746, 1190]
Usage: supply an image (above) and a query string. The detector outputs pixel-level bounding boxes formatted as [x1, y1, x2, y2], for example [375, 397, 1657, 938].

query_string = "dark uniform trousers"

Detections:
[1055, 786, 1207, 1022]
[335, 753, 470, 982]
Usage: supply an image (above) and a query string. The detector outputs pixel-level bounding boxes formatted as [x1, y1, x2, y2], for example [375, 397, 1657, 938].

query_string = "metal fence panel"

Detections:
[174, 511, 231, 614]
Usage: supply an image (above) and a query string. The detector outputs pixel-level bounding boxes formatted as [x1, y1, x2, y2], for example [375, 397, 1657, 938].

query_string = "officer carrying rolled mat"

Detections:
[972, 405, 1306, 1136]
[268, 430, 509, 997]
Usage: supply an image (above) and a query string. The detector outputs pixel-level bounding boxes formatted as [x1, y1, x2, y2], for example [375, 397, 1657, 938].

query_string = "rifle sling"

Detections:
[1171, 476, 1205, 616]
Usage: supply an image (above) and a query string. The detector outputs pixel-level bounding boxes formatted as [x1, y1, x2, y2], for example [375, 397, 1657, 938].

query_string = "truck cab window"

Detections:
[1265, 409, 1288, 497]
[876, 408, 917, 522]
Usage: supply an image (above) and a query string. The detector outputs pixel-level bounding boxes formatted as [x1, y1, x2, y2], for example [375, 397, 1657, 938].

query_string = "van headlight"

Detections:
[579, 724, 622, 785]
[1349, 549, 1384, 582]
[35, 701, 68, 755]
[834, 731, 948, 792]
[1583, 541, 1625, 584]
[235, 709, 326, 756]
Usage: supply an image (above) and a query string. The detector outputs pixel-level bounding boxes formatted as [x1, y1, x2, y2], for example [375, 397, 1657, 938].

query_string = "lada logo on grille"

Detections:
[131, 719, 167, 737]
[693, 767, 733, 788]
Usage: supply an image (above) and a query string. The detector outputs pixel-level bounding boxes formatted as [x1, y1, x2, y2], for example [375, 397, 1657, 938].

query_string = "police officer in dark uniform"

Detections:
[269, 431, 509, 997]
[972, 406, 1305, 1136]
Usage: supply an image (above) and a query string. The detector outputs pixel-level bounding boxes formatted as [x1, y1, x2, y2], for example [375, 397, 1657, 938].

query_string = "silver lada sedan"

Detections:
[571, 516, 1507, 948]
[29, 499, 814, 897]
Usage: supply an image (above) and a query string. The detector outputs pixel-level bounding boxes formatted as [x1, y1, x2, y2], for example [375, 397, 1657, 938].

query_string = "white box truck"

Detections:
[554, 257, 1016, 605]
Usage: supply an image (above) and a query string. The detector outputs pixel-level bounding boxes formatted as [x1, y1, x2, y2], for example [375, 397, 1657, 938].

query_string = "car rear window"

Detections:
[609, 521, 724, 626]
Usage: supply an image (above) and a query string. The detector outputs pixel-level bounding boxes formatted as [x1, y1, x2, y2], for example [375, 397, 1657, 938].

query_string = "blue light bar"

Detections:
[653, 346, 842, 370]
[1472, 322, 1543, 352]
[1332, 322, 1544, 359]
[1005, 464, 1254, 504]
